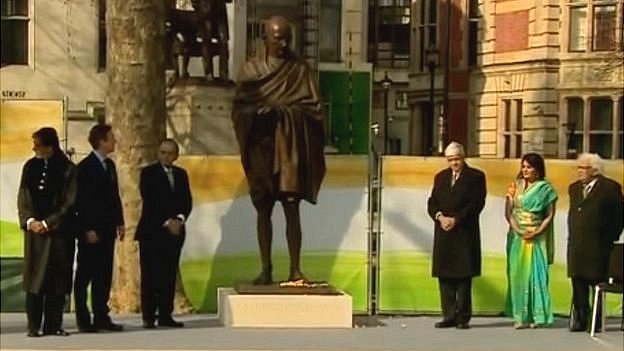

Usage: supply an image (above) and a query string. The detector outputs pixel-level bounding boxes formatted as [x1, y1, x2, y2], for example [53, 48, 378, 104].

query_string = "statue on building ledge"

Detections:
[166, 0, 232, 86]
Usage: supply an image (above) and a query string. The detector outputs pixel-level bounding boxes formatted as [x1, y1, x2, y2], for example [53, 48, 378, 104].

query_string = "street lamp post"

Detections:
[425, 46, 439, 156]
[381, 71, 393, 154]
[366, 71, 393, 316]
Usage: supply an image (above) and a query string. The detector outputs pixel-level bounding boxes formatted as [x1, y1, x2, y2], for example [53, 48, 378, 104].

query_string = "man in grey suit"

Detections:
[567, 153, 624, 332]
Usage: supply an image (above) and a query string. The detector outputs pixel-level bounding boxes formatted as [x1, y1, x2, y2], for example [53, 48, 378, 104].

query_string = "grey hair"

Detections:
[577, 153, 604, 175]
[444, 141, 465, 157]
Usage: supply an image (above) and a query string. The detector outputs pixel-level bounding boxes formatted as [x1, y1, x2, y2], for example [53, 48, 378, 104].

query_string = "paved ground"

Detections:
[0, 313, 622, 351]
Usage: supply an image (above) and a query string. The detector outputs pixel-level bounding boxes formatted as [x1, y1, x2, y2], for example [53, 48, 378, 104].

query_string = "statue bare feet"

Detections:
[252, 270, 273, 285]
[287, 271, 308, 282]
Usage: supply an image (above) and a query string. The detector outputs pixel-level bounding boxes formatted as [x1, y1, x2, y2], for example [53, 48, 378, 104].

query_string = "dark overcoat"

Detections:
[427, 165, 487, 278]
[17, 153, 77, 294]
[567, 175, 624, 280]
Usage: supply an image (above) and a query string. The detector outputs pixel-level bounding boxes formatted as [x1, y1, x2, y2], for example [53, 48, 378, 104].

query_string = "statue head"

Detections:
[263, 16, 292, 59]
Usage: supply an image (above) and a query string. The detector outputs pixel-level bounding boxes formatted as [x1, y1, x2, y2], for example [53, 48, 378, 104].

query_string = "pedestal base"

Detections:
[217, 287, 352, 328]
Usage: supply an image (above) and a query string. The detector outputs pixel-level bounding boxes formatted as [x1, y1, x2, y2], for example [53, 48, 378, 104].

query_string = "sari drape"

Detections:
[504, 180, 558, 326]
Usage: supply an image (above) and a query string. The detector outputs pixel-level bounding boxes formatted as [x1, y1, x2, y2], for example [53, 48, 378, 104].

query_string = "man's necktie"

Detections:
[165, 167, 175, 189]
[104, 159, 115, 182]
[451, 172, 458, 187]
[582, 183, 592, 199]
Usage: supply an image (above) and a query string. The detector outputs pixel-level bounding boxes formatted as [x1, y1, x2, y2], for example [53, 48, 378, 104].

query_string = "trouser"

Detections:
[438, 277, 473, 324]
[26, 293, 65, 333]
[571, 278, 602, 329]
[74, 236, 115, 327]
[139, 236, 183, 322]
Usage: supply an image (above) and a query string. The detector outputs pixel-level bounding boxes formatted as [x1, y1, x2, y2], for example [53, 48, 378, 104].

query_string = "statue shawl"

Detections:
[232, 50, 326, 204]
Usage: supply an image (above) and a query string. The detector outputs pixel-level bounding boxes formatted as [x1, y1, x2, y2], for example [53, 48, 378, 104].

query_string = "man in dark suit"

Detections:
[136, 139, 192, 328]
[74, 124, 125, 332]
[567, 153, 624, 332]
[427, 142, 486, 330]
[18, 127, 76, 337]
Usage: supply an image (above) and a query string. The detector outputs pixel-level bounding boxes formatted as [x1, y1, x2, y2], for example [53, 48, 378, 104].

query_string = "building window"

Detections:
[593, 4, 616, 50]
[568, 0, 622, 52]
[501, 99, 523, 158]
[319, 0, 341, 62]
[565, 96, 623, 159]
[395, 91, 408, 110]
[368, 0, 411, 68]
[372, 89, 385, 109]
[98, 0, 106, 70]
[567, 97, 584, 156]
[417, 0, 437, 71]
[589, 98, 614, 157]
[1, 0, 29, 66]
[468, 0, 479, 66]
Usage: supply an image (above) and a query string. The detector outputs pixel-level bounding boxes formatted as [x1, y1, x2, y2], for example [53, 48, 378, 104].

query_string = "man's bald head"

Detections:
[265, 16, 291, 42]
[264, 16, 292, 58]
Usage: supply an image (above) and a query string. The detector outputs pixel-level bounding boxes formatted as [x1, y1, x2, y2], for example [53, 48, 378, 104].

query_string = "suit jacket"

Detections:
[567, 175, 624, 280]
[427, 165, 487, 278]
[135, 163, 192, 241]
[75, 152, 124, 239]
[17, 153, 77, 293]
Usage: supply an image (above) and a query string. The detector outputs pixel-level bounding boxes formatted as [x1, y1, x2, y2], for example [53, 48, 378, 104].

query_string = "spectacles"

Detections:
[577, 166, 592, 170]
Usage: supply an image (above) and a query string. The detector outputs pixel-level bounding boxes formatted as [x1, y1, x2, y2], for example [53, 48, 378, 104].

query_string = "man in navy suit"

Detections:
[74, 124, 125, 332]
[136, 139, 192, 328]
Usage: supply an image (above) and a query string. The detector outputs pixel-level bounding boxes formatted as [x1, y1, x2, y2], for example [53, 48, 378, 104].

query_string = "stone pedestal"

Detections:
[166, 80, 238, 155]
[217, 287, 353, 328]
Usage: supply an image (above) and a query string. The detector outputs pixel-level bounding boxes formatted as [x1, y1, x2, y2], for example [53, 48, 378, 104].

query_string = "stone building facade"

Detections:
[408, 0, 623, 159]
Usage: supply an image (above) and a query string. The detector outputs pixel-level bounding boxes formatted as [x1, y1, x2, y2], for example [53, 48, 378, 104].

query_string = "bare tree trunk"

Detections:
[107, 0, 166, 313]
[174, 269, 195, 313]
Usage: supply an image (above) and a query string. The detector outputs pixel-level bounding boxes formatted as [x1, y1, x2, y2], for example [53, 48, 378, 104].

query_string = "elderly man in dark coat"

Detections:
[427, 142, 486, 329]
[18, 127, 77, 337]
[231, 15, 326, 285]
[567, 153, 624, 332]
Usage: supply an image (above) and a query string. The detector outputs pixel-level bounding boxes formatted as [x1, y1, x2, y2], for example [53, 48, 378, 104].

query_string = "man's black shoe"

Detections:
[77, 325, 99, 333]
[456, 323, 470, 329]
[142, 320, 156, 329]
[569, 322, 587, 332]
[43, 329, 70, 336]
[95, 322, 124, 331]
[434, 320, 456, 328]
[158, 318, 184, 328]
[26, 330, 41, 337]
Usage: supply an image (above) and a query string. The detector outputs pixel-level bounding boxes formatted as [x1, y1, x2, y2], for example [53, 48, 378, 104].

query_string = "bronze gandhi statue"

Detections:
[231, 16, 326, 285]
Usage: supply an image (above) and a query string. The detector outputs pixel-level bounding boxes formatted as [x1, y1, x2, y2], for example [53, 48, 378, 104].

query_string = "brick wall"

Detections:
[495, 10, 529, 53]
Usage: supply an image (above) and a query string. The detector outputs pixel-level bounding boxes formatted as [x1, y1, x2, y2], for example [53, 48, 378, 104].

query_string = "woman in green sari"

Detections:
[504, 153, 557, 329]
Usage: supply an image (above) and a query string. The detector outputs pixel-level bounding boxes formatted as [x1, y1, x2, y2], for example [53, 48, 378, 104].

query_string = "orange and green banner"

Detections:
[379, 157, 624, 315]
